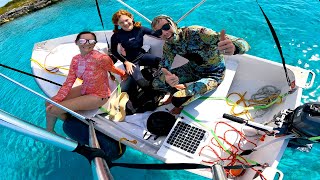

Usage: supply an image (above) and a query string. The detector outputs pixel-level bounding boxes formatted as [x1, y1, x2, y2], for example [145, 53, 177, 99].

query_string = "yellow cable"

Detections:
[226, 91, 281, 121]
[118, 138, 137, 155]
[31, 58, 83, 84]
[30, 58, 68, 77]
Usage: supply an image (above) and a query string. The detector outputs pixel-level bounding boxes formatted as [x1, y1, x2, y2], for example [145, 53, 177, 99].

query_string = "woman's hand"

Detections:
[119, 44, 126, 56]
[121, 73, 129, 81]
[124, 61, 136, 75]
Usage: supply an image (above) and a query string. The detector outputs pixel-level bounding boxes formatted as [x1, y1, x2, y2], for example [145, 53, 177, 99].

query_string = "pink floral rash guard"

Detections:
[52, 50, 126, 102]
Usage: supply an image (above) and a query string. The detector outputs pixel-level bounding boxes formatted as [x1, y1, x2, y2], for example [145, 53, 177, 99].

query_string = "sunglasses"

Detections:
[78, 39, 97, 45]
[154, 22, 171, 36]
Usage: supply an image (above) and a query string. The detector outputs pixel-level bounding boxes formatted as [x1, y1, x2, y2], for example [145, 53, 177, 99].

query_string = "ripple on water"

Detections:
[309, 54, 320, 61]
[0, 0, 320, 179]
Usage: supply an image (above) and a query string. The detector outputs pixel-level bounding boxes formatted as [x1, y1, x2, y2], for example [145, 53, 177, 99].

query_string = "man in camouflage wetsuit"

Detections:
[151, 15, 250, 112]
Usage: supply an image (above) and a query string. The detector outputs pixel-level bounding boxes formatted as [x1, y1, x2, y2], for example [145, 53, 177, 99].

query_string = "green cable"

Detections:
[308, 136, 320, 141]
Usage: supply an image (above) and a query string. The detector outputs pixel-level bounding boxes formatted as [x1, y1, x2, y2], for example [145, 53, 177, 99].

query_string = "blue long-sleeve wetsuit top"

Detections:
[111, 26, 158, 63]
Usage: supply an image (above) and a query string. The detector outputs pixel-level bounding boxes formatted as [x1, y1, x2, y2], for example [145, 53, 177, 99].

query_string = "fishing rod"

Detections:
[0, 72, 113, 179]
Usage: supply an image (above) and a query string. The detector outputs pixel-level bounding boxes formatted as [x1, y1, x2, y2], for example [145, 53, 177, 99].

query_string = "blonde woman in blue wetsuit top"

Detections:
[111, 10, 161, 90]
[151, 15, 250, 114]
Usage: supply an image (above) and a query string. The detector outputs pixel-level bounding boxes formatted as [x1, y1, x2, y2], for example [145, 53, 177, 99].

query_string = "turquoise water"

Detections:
[0, 0, 319, 179]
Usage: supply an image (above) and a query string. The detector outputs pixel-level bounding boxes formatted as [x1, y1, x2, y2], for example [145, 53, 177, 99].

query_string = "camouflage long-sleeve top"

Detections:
[161, 25, 250, 73]
[153, 25, 250, 106]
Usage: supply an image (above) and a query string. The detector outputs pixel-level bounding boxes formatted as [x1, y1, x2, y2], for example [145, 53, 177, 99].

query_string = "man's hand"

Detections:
[162, 68, 185, 89]
[218, 29, 235, 55]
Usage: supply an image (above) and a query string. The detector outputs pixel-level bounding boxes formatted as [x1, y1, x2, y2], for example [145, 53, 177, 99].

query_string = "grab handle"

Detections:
[253, 167, 284, 180]
[304, 70, 316, 89]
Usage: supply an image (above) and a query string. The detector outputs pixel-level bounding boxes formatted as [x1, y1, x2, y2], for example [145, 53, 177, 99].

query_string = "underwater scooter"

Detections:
[223, 103, 320, 154]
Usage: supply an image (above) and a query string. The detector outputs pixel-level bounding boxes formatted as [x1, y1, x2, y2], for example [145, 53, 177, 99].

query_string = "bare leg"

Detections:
[46, 87, 108, 132]
[45, 85, 82, 133]
[46, 113, 58, 133]
[48, 95, 108, 115]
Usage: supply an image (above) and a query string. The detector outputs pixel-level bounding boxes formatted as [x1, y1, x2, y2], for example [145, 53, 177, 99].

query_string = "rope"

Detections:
[31, 58, 68, 77]
[0, 63, 62, 86]
[31, 58, 84, 85]
[250, 86, 281, 106]
[118, 137, 137, 155]
[176, 0, 207, 23]
[199, 121, 261, 178]
[115, 0, 152, 24]
[199, 88, 287, 115]
[249, 85, 281, 118]
[223, 86, 282, 119]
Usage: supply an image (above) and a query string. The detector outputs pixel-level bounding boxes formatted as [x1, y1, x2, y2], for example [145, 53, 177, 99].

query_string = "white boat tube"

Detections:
[0, 109, 77, 151]
[0, 73, 86, 121]
[0, 72, 113, 180]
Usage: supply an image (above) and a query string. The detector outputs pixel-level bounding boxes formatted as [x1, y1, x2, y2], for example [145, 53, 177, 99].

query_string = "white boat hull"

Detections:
[31, 31, 313, 179]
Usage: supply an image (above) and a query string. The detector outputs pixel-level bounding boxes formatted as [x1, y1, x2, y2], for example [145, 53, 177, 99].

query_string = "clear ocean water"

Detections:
[0, 0, 319, 179]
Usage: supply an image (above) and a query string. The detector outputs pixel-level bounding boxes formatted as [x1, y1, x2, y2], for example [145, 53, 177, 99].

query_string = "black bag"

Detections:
[146, 111, 177, 136]
[125, 87, 165, 115]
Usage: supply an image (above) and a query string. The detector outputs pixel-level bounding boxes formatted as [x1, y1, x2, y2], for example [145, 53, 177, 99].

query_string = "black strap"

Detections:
[73, 143, 109, 164]
[110, 162, 209, 170]
[0, 63, 62, 86]
[256, 1, 292, 88]
[109, 162, 260, 170]
[72, 142, 261, 170]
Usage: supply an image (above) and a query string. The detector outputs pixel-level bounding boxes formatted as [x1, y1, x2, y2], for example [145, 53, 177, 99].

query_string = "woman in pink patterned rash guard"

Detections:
[45, 31, 127, 133]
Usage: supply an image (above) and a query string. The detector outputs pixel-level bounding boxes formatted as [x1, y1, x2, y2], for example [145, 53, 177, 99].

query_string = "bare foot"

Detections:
[46, 128, 57, 134]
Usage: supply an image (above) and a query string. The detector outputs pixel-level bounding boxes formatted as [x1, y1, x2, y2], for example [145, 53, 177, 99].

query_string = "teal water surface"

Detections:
[0, 0, 319, 179]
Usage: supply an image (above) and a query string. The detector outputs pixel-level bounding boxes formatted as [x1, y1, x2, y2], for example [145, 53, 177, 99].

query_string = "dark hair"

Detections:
[75, 31, 97, 42]
[113, 25, 119, 33]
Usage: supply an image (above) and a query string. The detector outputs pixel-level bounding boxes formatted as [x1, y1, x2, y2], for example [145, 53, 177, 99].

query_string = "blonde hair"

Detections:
[112, 9, 141, 33]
